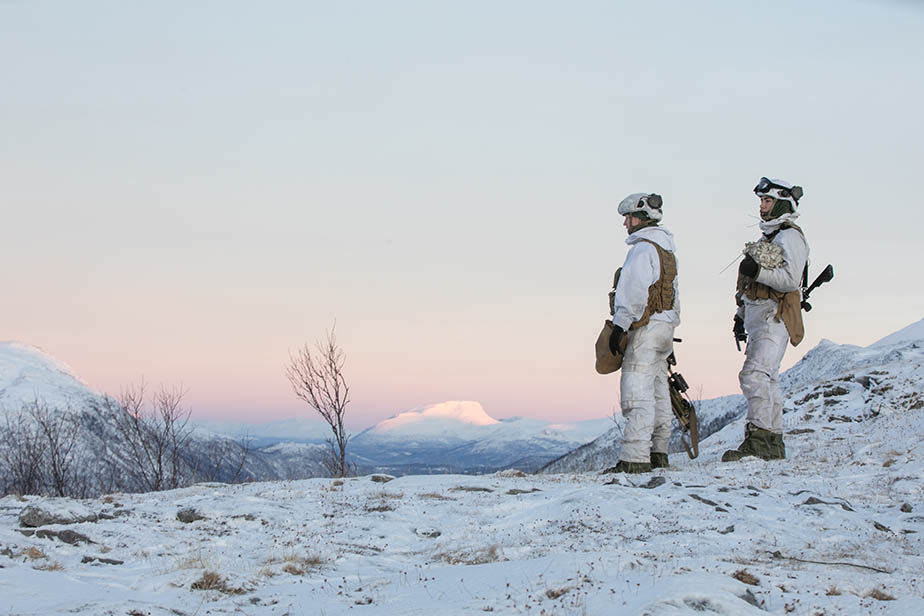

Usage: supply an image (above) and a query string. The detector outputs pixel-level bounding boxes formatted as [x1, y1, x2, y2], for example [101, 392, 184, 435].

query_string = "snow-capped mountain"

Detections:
[0, 342, 100, 413]
[543, 317, 924, 473]
[347, 401, 612, 474]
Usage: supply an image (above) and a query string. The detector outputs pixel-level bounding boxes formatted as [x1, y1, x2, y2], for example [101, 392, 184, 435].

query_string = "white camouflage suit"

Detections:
[612, 226, 680, 463]
[738, 213, 809, 433]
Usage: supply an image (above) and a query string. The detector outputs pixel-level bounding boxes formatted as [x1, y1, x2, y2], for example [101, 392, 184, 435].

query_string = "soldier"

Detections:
[605, 193, 680, 473]
[724, 177, 808, 462]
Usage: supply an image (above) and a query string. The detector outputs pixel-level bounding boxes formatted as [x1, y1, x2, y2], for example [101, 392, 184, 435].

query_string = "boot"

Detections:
[602, 460, 652, 474]
[650, 452, 669, 469]
[722, 424, 786, 462]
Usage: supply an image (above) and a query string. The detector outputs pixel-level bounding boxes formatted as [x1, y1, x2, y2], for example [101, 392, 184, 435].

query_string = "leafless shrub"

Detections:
[437, 545, 502, 566]
[191, 570, 225, 591]
[545, 586, 571, 599]
[34, 560, 64, 571]
[29, 402, 86, 497]
[825, 585, 842, 596]
[0, 409, 47, 496]
[192, 434, 253, 484]
[418, 492, 456, 501]
[0, 401, 87, 498]
[732, 569, 760, 586]
[111, 381, 194, 492]
[286, 326, 352, 477]
[21, 547, 46, 561]
[865, 587, 895, 601]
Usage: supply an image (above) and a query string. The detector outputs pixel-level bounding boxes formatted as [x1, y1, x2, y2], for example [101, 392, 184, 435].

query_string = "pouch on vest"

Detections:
[595, 269, 626, 374]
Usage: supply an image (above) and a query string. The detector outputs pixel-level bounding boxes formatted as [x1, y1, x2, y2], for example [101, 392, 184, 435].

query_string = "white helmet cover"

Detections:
[617, 192, 663, 222]
[755, 177, 802, 210]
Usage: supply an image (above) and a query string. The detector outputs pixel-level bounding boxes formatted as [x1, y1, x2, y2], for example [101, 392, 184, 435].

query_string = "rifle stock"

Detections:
[801, 264, 834, 312]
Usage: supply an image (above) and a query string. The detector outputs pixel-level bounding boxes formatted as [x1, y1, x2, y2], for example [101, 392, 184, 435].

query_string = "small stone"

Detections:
[415, 527, 441, 538]
[177, 508, 206, 523]
[19, 503, 98, 528]
[370, 474, 394, 483]
[901, 503, 912, 513]
[640, 476, 667, 489]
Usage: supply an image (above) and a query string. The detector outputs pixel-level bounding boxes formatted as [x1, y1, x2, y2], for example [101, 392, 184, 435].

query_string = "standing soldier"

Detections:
[605, 193, 680, 473]
[724, 177, 808, 462]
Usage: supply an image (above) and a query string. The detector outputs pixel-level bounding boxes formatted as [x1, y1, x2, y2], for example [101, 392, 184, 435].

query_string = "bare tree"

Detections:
[0, 401, 87, 498]
[285, 327, 351, 477]
[112, 381, 194, 492]
[192, 434, 253, 483]
[29, 402, 87, 497]
[0, 408, 47, 496]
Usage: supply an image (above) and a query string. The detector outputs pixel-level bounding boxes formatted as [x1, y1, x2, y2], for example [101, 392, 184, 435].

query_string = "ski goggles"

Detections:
[754, 177, 803, 201]
[642, 193, 662, 209]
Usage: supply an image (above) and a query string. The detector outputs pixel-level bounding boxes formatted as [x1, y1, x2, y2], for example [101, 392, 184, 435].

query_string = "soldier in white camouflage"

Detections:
[724, 177, 809, 462]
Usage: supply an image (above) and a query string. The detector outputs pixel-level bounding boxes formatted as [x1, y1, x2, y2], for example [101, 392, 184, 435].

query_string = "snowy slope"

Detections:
[870, 315, 924, 347]
[1, 322, 922, 613]
[544, 317, 924, 474]
[2, 355, 922, 616]
[0, 342, 101, 413]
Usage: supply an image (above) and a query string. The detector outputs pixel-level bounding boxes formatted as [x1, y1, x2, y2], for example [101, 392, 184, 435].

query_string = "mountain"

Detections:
[543, 316, 924, 473]
[0, 342, 99, 412]
[347, 401, 612, 474]
[870, 315, 924, 347]
[192, 416, 332, 447]
[0, 343, 328, 496]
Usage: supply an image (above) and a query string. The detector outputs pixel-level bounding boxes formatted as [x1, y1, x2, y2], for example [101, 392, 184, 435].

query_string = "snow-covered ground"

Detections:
[2, 328, 923, 614]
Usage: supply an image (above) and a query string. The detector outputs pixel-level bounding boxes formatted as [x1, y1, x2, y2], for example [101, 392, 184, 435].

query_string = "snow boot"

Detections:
[602, 460, 652, 474]
[721, 424, 786, 462]
[650, 452, 669, 468]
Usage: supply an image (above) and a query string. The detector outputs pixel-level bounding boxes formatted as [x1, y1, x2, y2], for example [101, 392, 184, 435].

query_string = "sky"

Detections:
[2, 0, 923, 429]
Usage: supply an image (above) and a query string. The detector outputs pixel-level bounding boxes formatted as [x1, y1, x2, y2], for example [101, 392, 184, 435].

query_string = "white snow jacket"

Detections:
[736, 213, 810, 320]
[753, 215, 810, 294]
[611, 225, 680, 331]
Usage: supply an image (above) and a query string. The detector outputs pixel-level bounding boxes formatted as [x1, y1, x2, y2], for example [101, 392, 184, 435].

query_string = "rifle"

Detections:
[667, 349, 699, 459]
[801, 264, 834, 312]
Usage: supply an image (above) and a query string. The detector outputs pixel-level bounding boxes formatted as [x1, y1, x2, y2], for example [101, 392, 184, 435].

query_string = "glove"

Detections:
[733, 315, 747, 341]
[738, 255, 759, 278]
[608, 324, 626, 356]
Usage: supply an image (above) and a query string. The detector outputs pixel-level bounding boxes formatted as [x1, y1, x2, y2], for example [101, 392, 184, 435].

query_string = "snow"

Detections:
[369, 401, 500, 438]
[3, 319, 924, 613]
[0, 342, 98, 414]
[2, 329, 924, 614]
[870, 316, 924, 348]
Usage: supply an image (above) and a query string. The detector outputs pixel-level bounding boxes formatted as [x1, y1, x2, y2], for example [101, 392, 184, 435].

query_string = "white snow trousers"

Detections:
[619, 320, 675, 463]
[739, 299, 790, 434]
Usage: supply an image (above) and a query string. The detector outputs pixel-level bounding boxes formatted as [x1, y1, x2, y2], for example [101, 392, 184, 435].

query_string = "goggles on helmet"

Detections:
[642, 193, 662, 209]
[754, 177, 803, 202]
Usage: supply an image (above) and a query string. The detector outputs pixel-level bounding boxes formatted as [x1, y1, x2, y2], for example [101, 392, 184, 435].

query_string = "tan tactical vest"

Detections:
[736, 223, 805, 347]
[609, 239, 677, 330]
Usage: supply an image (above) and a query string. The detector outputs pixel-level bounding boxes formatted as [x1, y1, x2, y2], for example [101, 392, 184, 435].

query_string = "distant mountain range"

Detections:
[194, 400, 613, 475]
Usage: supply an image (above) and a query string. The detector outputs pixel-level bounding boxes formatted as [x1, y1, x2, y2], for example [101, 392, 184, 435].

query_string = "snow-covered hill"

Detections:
[0, 342, 101, 413]
[0, 343, 328, 495]
[1, 321, 923, 612]
[544, 318, 924, 473]
[2, 348, 922, 614]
